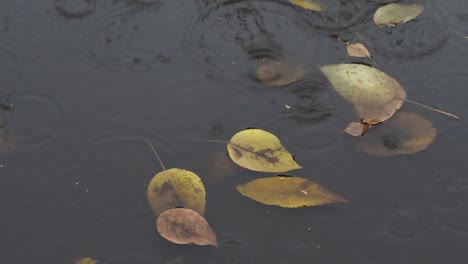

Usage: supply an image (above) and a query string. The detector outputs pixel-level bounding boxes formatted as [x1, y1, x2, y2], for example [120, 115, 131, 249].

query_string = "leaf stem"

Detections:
[404, 99, 462, 120]
[144, 139, 166, 171]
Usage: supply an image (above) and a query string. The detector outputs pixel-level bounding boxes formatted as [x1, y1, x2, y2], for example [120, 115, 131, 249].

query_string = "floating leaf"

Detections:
[227, 129, 302, 173]
[156, 208, 218, 247]
[357, 112, 437, 156]
[236, 176, 348, 208]
[320, 63, 406, 123]
[374, 3, 424, 27]
[346, 42, 371, 58]
[345, 119, 382, 137]
[147, 168, 206, 216]
[256, 58, 307, 86]
[74, 257, 99, 264]
[289, 0, 325, 11]
[345, 122, 368, 137]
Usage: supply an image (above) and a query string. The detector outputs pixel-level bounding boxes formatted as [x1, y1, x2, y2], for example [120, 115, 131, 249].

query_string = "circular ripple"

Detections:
[368, 5, 447, 59]
[270, 78, 346, 155]
[275, 79, 337, 123]
[385, 208, 418, 240]
[432, 176, 468, 235]
[183, 0, 319, 87]
[299, 0, 375, 31]
[51, 0, 183, 70]
[8, 92, 65, 148]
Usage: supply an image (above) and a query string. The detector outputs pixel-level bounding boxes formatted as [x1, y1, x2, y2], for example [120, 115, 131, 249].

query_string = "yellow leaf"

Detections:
[320, 63, 406, 122]
[227, 129, 302, 173]
[147, 168, 206, 216]
[289, 0, 325, 11]
[156, 208, 218, 247]
[357, 112, 437, 156]
[236, 176, 348, 208]
[346, 42, 371, 58]
[374, 3, 424, 27]
[74, 257, 99, 264]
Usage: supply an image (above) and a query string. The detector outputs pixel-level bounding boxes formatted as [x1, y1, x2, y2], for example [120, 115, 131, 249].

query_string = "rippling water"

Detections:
[1, 0, 467, 263]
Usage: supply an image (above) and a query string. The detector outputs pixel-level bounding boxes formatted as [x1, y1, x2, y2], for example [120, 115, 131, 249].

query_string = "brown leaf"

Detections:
[345, 122, 368, 137]
[156, 208, 218, 247]
[346, 42, 371, 58]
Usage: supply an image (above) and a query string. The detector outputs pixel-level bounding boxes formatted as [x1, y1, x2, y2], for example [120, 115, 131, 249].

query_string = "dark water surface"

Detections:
[1, 0, 467, 263]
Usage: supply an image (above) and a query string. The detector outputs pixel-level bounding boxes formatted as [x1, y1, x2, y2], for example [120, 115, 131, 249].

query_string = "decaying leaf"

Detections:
[227, 128, 302, 173]
[345, 122, 369, 137]
[156, 208, 218, 247]
[345, 118, 382, 137]
[357, 112, 437, 156]
[346, 42, 371, 58]
[289, 0, 325, 11]
[374, 3, 424, 27]
[320, 63, 406, 123]
[236, 176, 348, 208]
[147, 168, 206, 216]
[256, 58, 307, 86]
[74, 257, 99, 264]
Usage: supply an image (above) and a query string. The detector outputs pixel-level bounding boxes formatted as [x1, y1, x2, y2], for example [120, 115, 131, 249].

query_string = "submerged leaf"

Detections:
[320, 63, 406, 123]
[227, 129, 302, 173]
[156, 208, 218, 247]
[74, 257, 99, 264]
[289, 0, 325, 11]
[256, 58, 307, 86]
[374, 3, 424, 27]
[346, 42, 371, 58]
[0, 121, 15, 154]
[357, 112, 437, 156]
[236, 176, 348, 208]
[147, 168, 206, 216]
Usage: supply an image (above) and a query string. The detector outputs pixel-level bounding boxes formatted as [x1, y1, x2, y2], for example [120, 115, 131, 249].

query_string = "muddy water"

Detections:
[0, 0, 467, 263]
